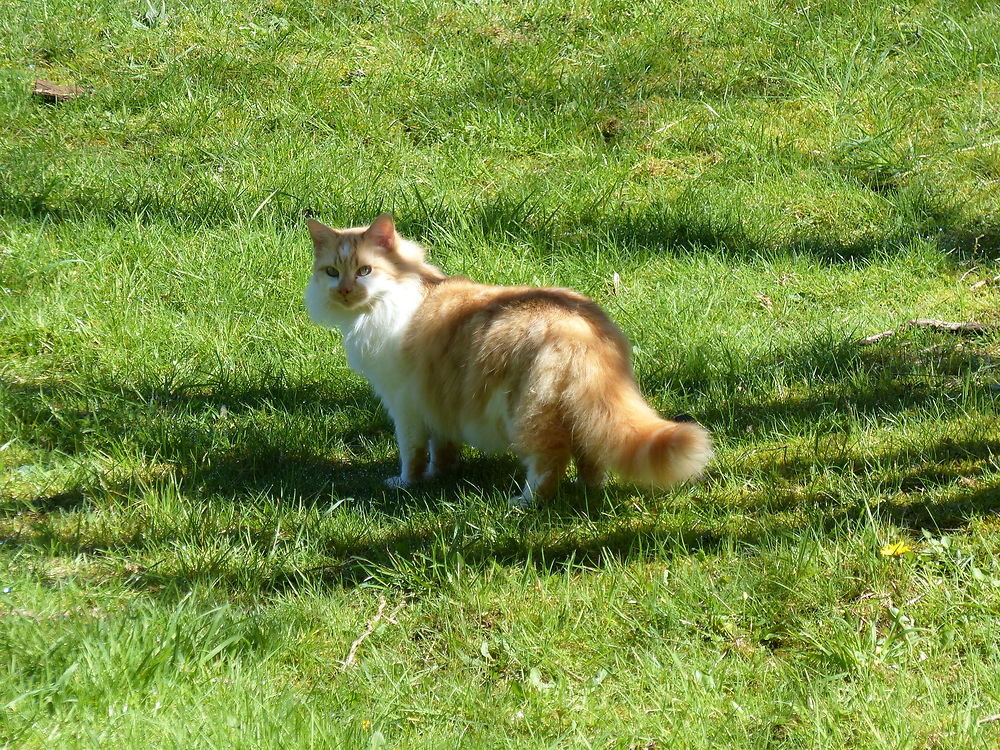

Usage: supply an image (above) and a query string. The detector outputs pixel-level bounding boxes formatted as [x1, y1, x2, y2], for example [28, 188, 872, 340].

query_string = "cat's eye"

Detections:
[324, 267, 339, 278]
[357, 265, 372, 277]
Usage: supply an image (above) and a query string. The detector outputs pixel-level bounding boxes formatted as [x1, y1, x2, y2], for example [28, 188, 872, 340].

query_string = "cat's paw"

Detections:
[508, 490, 535, 509]
[385, 475, 410, 489]
[576, 473, 607, 490]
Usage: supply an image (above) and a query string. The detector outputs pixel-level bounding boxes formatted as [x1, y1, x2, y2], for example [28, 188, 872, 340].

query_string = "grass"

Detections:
[1, 0, 999, 746]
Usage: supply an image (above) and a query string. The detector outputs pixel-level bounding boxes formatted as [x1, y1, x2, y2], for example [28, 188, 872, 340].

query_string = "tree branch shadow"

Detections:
[1, 325, 997, 596]
[3, 155, 1000, 266]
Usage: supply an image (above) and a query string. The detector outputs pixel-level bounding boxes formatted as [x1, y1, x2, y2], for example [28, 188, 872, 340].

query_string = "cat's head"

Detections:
[304, 213, 439, 323]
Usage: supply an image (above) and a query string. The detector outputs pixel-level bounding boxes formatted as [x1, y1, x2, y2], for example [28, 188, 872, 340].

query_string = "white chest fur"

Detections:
[305, 276, 425, 406]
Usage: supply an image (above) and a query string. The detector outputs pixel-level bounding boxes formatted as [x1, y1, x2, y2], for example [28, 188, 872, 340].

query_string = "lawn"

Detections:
[1, 0, 1000, 747]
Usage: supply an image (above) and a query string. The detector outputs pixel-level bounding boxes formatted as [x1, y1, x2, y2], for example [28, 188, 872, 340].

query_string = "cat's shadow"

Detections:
[224, 447, 621, 517]
[0, 372, 623, 518]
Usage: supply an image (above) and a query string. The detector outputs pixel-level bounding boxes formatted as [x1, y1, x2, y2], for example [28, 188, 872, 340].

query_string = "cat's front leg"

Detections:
[386, 412, 429, 488]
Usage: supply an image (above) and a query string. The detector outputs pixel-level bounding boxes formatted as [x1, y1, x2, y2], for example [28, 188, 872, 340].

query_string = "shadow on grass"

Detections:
[3, 330, 993, 506]
[581, 192, 1000, 265]
[0, 374, 389, 509]
[868, 477, 1000, 531]
[172, 462, 1000, 597]
[1, 329, 997, 593]
[746, 438, 1000, 525]
[3, 159, 999, 265]
[647, 326, 998, 439]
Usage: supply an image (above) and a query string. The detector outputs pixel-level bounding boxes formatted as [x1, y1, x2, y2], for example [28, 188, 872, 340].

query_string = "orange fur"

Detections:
[304, 214, 712, 503]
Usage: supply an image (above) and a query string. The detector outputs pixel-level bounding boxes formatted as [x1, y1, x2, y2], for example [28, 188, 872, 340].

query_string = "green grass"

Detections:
[2, 0, 1000, 747]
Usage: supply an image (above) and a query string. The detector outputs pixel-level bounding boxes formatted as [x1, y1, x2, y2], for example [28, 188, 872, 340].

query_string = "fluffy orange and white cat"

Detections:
[304, 213, 712, 505]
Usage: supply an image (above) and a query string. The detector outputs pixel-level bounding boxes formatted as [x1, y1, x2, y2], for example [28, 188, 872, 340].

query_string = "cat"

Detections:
[304, 213, 712, 505]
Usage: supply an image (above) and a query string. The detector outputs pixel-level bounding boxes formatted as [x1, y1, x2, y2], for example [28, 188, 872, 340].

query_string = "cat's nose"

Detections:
[339, 285, 353, 296]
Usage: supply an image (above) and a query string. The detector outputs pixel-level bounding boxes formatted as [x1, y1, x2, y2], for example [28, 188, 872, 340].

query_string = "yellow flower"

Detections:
[880, 541, 912, 557]
[361, 720, 372, 730]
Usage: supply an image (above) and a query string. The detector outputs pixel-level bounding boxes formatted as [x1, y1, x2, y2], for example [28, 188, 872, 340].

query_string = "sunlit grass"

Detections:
[2, 0, 999, 747]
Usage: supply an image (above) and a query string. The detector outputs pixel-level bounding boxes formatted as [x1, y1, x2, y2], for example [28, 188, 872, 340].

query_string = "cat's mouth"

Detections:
[330, 293, 371, 311]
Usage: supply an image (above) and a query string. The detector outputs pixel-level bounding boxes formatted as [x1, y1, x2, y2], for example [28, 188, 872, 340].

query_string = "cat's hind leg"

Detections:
[509, 407, 571, 506]
[574, 452, 607, 490]
[510, 450, 570, 507]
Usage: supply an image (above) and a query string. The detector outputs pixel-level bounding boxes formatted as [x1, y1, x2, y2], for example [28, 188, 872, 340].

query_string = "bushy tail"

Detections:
[565, 372, 713, 487]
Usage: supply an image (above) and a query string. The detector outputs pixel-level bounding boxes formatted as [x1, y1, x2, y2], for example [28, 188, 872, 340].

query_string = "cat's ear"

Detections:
[306, 219, 337, 253]
[364, 213, 397, 251]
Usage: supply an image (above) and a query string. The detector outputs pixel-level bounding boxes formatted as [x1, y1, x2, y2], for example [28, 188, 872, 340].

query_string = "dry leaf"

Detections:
[32, 79, 90, 102]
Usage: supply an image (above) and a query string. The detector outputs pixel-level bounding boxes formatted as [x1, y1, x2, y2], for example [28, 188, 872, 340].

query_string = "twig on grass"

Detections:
[32, 79, 90, 102]
[970, 275, 1000, 291]
[954, 139, 1000, 154]
[857, 318, 1000, 345]
[959, 266, 979, 283]
[977, 713, 1000, 727]
[340, 596, 406, 669]
[907, 319, 999, 335]
[856, 330, 895, 345]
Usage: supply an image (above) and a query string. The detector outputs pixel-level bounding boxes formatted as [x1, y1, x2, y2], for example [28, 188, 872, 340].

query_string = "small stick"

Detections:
[907, 319, 999, 335]
[340, 596, 406, 668]
[977, 713, 1000, 726]
[903, 592, 927, 608]
[970, 275, 1000, 291]
[856, 330, 895, 345]
[955, 139, 1000, 154]
[959, 266, 979, 283]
